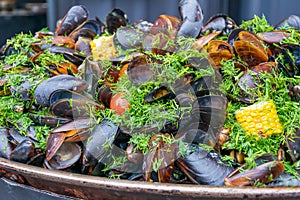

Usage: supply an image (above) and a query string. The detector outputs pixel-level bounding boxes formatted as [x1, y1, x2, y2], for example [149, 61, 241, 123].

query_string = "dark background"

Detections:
[1, 0, 300, 46]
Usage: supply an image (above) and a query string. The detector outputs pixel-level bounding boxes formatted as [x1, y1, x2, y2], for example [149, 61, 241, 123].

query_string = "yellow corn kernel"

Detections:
[235, 100, 282, 137]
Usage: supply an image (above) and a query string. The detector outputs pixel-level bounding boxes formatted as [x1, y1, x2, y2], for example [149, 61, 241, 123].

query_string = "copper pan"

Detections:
[0, 157, 300, 200]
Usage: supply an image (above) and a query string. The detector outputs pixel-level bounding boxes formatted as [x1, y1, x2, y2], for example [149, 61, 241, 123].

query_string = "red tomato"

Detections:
[110, 93, 130, 116]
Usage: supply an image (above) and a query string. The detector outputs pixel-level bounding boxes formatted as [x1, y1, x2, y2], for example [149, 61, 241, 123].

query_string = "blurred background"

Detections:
[0, 0, 300, 46]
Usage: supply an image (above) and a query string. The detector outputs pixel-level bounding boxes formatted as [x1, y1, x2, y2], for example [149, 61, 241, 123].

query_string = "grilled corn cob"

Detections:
[235, 100, 282, 137]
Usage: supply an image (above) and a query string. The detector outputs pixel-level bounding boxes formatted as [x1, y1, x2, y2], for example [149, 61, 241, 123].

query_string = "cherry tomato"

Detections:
[110, 93, 130, 116]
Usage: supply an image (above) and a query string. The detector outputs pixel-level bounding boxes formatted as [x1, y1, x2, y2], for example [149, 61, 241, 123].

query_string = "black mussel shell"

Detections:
[114, 26, 144, 50]
[144, 85, 175, 103]
[275, 15, 300, 30]
[106, 8, 128, 34]
[55, 5, 89, 36]
[201, 14, 236, 35]
[10, 139, 35, 163]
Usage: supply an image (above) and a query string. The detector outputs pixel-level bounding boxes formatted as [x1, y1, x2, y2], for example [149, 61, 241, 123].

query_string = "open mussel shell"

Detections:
[201, 14, 236, 35]
[49, 89, 98, 118]
[48, 46, 86, 66]
[69, 19, 104, 41]
[55, 5, 89, 36]
[144, 85, 175, 103]
[234, 40, 268, 67]
[45, 142, 81, 170]
[149, 14, 181, 39]
[271, 45, 298, 77]
[114, 26, 144, 50]
[206, 40, 233, 68]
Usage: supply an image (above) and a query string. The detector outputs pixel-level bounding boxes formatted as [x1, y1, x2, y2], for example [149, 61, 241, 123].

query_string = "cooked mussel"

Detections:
[106, 8, 128, 34]
[49, 89, 99, 118]
[177, 0, 203, 38]
[177, 145, 233, 186]
[201, 14, 236, 35]
[34, 74, 88, 107]
[55, 5, 89, 36]
[275, 15, 300, 30]
[45, 142, 81, 170]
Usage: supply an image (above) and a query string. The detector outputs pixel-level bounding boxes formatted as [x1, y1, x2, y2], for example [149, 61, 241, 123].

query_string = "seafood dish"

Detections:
[0, 0, 299, 199]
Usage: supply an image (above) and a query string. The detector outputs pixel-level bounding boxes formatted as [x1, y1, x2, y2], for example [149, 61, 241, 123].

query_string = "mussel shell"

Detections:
[201, 14, 236, 35]
[34, 74, 88, 107]
[51, 118, 95, 134]
[234, 40, 268, 67]
[70, 19, 104, 41]
[46, 132, 66, 161]
[275, 15, 300, 30]
[177, 145, 234, 186]
[114, 26, 144, 50]
[127, 56, 154, 86]
[149, 15, 181, 40]
[97, 84, 113, 108]
[286, 129, 300, 163]
[257, 31, 291, 44]
[11, 79, 34, 101]
[177, 0, 203, 38]
[207, 40, 233, 68]
[177, 18, 202, 39]
[28, 114, 72, 128]
[48, 46, 86, 66]
[271, 45, 297, 77]
[0, 128, 12, 159]
[227, 28, 245, 47]
[46, 142, 81, 170]
[75, 37, 92, 56]
[50, 99, 90, 118]
[10, 139, 35, 163]
[83, 119, 119, 166]
[178, 0, 203, 22]
[144, 85, 175, 103]
[49, 89, 97, 118]
[55, 5, 89, 36]
[106, 8, 128, 34]
[8, 128, 31, 145]
[224, 161, 285, 186]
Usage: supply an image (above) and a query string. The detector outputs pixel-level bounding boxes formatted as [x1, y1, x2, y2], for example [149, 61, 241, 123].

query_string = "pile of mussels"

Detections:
[0, 0, 299, 187]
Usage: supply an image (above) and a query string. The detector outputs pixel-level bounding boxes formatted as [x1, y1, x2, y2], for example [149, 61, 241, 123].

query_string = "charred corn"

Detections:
[235, 100, 282, 137]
